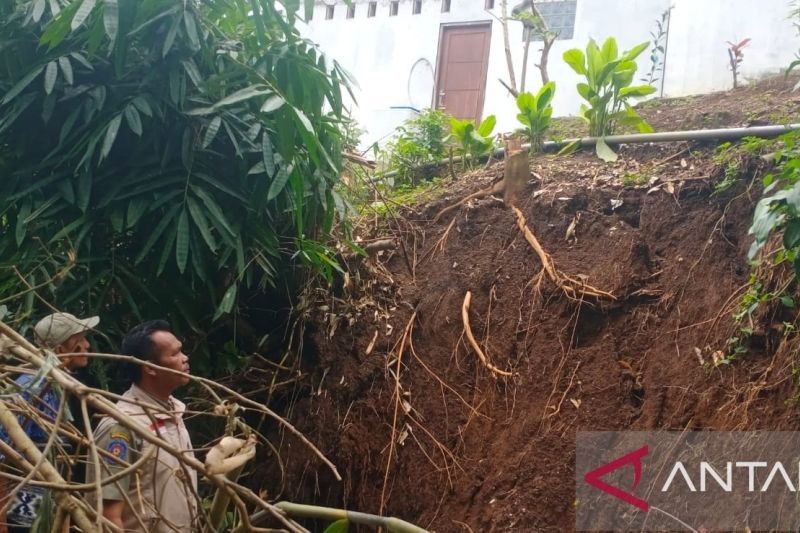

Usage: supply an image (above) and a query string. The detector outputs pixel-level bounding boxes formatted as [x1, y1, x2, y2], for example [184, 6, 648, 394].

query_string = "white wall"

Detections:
[301, 0, 799, 149]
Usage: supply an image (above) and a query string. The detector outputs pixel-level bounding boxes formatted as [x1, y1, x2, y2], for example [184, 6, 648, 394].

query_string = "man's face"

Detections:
[56, 332, 90, 371]
[150, 330, 190, 389]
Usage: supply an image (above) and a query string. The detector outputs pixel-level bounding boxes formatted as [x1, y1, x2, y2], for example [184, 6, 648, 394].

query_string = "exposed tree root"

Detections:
[511, 206, 616, 301]
[461, 292, 514, 377]
[432, 180, 504, 223]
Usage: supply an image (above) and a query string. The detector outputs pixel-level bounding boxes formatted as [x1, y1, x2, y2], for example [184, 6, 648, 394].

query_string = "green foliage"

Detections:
[516, 82, 555, 155]
[446, 115, 497, 169]
[789, 2, 800, 90]
[0, 0, 351, 372]
[323, 519, 349, 533]
[383, 108, 449, 185]
[622, 172, 647, 187]
[749, 132, 800, 265]
[641, 8, 670, 86]
[563, 37, 656, 159]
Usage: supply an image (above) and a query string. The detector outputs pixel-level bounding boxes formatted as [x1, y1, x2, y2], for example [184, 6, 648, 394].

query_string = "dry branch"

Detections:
[511, 206, 616, 301]
[461, 292, 514, 377]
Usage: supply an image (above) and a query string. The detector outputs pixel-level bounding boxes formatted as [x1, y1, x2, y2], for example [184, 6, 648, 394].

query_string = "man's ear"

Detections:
[54, 344, 67, 355]
[143, 364, 158, 377]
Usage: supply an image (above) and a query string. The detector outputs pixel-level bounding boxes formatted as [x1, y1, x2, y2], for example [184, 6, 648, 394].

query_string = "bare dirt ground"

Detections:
[258, 77, 800, 532]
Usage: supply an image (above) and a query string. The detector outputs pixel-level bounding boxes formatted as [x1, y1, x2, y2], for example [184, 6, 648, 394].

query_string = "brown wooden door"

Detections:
[434, 23, 492, 123]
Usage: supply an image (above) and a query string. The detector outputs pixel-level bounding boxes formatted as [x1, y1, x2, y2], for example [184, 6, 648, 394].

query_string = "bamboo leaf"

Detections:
[187, 197, 217, 252]
[176, 208, 190, 273]
[131, 96, 152, 117]
[126, 197, 148, 228]
[163, 14, 180, 57]
[100, 114, 122, 160]
[48, 0, 61, 17]
[2, 67, 44, 105]
[15, 202, 32, 246]
[261, 94, 285, 113]
[44, 61, 58, 94]
[213, 283, 237, 320]
[58, 56, 74, 85]
[71, 0, 97, 31]
[124, 104, 142, 136]
[202, 116, 221, 148]
[183, 10, 199, 49]
[182, 59, 203, 89]
[32, 0, 46, 22]
[77, 171, 92, 212]
[262, 131, 275, 177]
[135, 204, 181, 264]
[268, 163, 293, 201]
[103, 0, 119, 45]
[191, 185, 235, 237]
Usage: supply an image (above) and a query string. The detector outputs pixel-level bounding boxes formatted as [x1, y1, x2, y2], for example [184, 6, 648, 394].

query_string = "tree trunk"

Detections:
[538, 33, 556, 85]
[500, 0, 517, 94]
[520, 37, 531, 93]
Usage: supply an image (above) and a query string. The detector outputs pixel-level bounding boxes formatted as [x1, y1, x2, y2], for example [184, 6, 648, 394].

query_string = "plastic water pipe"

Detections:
[378, 123, 800, 179]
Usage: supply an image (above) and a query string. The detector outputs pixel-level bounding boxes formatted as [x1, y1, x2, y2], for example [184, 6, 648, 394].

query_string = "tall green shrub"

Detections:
[383, 108, 449, 185]
[0, 0, 351, 370]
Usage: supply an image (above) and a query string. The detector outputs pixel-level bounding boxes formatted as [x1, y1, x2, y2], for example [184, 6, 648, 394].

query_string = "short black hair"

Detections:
[121, 320, 172, 383]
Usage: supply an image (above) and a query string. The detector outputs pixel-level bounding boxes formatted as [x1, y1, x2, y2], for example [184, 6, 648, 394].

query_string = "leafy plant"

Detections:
[383, 108, 449, 185]
[513, 0, 559, 89]
[0, 0, 352, 372]
[788, 2, 800, 90]
[749, 132, 800, 265]
[516, 82, 555, 155]
[641, 8, 671, 87]
[446, 115, 497, 169]
[563, 37, 656, 160]
[727, 38, 751, 89]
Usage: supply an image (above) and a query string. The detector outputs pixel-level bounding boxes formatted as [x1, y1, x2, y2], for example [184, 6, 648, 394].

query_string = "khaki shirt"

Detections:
[89, 384, 198, 532]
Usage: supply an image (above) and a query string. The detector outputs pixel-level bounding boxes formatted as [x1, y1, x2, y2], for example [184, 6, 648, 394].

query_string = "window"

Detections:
[413, 0, 422, 14]
[389, 1, 398, 16]
[522, 0, 577, 41]
[346, 3, 356, 18]
[367, 1, 377, 17]
[441, 0, 451, 13]
[485, 0, 495, 8]
[325, 4, 334, 20]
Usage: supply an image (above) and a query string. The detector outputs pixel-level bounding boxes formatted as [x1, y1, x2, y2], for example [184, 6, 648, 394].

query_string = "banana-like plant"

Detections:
[563, 37, 656, 161]
[446, 115, 497, 169]
[516, 82, 555, 155]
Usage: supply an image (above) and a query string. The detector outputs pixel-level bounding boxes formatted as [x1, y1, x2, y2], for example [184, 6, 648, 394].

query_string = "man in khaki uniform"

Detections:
[88, 320, 197, 532]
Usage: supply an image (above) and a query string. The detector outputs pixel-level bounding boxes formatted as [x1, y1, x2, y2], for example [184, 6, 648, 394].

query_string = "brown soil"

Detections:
[258, 79, 800, 532]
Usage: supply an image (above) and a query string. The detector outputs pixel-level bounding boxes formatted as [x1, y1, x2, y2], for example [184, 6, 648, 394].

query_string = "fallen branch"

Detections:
[511, 206, 616, 301]
[461, 292, 514, 377]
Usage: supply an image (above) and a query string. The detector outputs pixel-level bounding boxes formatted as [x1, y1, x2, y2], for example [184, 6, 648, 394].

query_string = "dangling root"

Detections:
[511, 206, 616, 301]
[462, 292, 514, 377]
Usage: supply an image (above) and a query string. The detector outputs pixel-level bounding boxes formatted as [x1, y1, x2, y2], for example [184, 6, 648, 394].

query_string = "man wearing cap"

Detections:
[88, 320, 197, 532]
[0, 312, 99, 533]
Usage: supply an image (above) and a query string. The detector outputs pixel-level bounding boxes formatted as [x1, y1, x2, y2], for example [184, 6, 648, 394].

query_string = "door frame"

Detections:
[432, 21, 493, 123]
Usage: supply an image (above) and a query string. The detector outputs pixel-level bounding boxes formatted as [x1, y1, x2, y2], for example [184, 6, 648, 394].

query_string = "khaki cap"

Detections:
[34, 312, 99, 348]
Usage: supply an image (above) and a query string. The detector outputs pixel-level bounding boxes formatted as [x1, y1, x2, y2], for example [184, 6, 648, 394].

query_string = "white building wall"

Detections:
[301, 0, 799, 149]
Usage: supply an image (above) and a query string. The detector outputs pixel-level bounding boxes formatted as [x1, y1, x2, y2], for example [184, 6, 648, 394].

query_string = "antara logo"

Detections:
[584, 445, 650, 511]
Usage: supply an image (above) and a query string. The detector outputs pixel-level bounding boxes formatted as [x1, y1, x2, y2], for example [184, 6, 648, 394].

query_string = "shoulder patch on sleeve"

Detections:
[105, 439, 129, 464]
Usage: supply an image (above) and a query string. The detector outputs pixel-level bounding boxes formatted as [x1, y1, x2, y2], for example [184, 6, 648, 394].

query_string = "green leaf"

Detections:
[600, 37, 618, 62]
[780, 295, 795, 309]
[183, 10, 200, 49]
[100, 114, 122, 161]
[191, 185, 235, 237]
[784, 219, 800, 249]
[187, 197, 217, 252]
[103, 0, 118, 45]
[77, 171, 92, 212]
[563, 48, 586, 74]
[182, 59, 203, 89]
[622, 41, 650, 62]
[2, 67, 44, 105]
[261, 94, 285, 113]
[595, 138, 618, 162]
[71, 0, 97, 31]
[163, 13, 180, 57]
[323, 519, 349, 533]
[44, 61, 58, 95]
[268, 163, 293, 201]
[135, 204, 181, 264]
[477, 114, 496, 137]
[132, 96, 152, 117]
[33, 0, 46, 22]
[58, 56, 74, 85]
[202, 116, 221, 149]
[213, 283, 237, 320]
[619, 85, 657, 98]
[15, 202, 32, 246]
[124, 104, 142, 136]
[176, 208, 190, 273]
[126, 197, 148, 228]
[262, 132, 276, 177]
